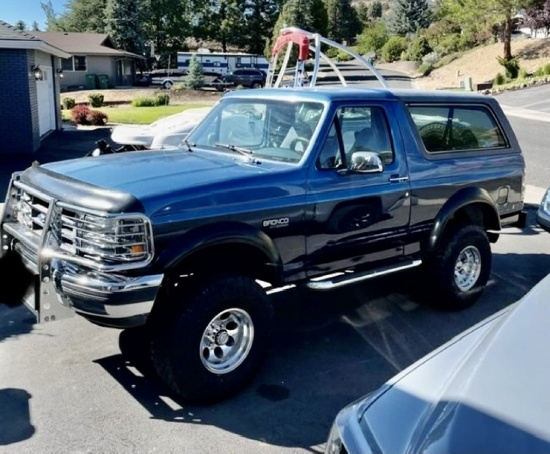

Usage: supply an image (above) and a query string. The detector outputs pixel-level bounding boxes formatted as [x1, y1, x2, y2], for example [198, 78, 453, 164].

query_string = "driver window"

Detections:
[317, 106, 394, 170]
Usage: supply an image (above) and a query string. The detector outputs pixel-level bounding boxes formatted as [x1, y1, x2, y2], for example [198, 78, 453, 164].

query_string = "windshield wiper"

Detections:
[183, 139, 195, 152]
[214, 142, 254, 157]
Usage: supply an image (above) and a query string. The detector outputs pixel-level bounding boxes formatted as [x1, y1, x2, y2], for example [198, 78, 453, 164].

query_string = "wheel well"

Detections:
[452, 203, 496, 228]
[426, 202, 500, 253]
[168, 243, 282, 285]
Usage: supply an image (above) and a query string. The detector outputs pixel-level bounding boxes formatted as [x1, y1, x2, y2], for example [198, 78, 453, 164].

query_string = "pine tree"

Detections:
[386, 0, 432, 37]
[185, 54, 205, 90]
[105, 0, 145, 55]
[324, 0, 361, 43]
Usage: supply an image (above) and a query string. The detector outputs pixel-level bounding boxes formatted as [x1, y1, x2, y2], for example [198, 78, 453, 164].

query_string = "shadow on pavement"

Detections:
[0, 388, 35, 445]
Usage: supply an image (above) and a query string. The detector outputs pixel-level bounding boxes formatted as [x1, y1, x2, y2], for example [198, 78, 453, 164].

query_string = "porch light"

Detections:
[31, 65, 43, 81]
[56, 68, 64, 78]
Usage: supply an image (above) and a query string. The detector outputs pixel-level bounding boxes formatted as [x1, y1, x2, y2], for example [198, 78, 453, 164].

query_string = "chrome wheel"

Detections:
[200, 308, 254, 374]
[454, 245, 481, 291]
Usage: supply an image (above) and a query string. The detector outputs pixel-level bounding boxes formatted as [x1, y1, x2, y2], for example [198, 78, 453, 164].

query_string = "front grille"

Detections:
[5, 181, 153, 272]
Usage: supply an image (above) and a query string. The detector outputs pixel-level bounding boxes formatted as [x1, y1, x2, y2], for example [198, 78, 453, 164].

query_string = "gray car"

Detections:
[537, 187, 550, 233]
[325, 273, 550, 454]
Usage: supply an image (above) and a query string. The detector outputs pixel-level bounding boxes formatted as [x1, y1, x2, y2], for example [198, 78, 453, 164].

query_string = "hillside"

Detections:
[415, 35, 550, 90]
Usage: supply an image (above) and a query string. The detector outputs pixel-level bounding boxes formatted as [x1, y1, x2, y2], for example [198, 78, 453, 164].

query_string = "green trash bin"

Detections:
[85, 73, 98, 89]
[97, 74, 109, 89]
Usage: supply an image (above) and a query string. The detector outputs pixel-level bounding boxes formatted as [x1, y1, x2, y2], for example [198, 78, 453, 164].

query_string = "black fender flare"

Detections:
[155, 221, 284, 281]
[427, 187, 500, 251]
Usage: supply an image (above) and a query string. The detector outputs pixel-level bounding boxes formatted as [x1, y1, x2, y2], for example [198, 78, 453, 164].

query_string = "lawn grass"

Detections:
[62, 104, 212, 125]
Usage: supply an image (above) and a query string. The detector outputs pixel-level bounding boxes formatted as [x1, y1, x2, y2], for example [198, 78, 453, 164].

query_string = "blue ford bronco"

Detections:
[1, 86, 526, 402]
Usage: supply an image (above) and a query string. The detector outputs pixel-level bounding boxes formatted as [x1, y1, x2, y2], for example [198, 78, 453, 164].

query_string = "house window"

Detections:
[61, 55, 88, 72]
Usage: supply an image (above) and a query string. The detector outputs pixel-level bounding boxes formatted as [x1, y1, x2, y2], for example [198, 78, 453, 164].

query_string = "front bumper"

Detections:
[15, 246, 163, 327]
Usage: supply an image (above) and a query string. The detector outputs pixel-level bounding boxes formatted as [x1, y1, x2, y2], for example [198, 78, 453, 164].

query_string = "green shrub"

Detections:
[155, 93, 170, 106]
[544, 63, 550, 75]
[497, 56, 520, 79]
[494, 72, 506, 85]
[381, 36, 408, 63]
[88, 93, 104, 108]
[62, 97, 76, 110]
[518, 68, 528, 79]
[356, 21, 389, 55]
[408, 35, 432, 62]
[418, 62, 434, 76]
[131, 97, 157, 107]
[534, 67, 545, 77]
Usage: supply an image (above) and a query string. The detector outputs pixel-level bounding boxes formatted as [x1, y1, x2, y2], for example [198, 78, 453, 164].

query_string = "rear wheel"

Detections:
[425, 224, 491, 310]
[251, 81, 263, 89]
[149, 273, 273, 403]
[163, 80, 173, 89]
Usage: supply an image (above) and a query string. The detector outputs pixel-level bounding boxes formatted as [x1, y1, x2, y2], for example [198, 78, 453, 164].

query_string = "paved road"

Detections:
[1, 81, 549, 454]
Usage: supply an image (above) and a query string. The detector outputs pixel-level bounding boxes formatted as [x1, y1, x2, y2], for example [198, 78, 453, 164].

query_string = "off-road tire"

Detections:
[149, 273, 273, 403]
[426, 224, 491, 310]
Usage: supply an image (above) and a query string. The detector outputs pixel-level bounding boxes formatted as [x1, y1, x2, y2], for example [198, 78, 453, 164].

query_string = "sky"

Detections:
[0, 0, 66, 30]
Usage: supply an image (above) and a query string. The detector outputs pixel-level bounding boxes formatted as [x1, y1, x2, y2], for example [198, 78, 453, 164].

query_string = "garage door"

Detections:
[36, 66, 55, 136]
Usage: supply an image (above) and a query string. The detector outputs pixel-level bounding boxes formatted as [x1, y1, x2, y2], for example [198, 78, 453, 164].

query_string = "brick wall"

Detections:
[0, 49, 40, 154]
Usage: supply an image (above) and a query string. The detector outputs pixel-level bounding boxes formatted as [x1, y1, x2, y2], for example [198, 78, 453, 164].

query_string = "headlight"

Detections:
[325, 422, 345, 454]
[61, 211, 154, 266]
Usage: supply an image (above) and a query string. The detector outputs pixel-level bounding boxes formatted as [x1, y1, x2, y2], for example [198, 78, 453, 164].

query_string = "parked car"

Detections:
[149, 69, 187, 89]
[108, 106, 211, 150]
[223, 68, 266, 88]
[325, 273, 550, 454]
[537, 187, 550, 232]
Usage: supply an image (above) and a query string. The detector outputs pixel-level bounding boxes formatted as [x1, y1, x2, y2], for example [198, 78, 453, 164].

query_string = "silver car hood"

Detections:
[359, 274, 550, 453]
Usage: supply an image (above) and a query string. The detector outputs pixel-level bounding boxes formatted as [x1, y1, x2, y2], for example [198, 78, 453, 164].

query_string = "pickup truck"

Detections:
[0, 86, 526, 403]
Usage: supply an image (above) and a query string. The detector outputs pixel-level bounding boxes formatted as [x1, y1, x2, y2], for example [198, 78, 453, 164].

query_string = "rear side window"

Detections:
[408, 104, 508, 153]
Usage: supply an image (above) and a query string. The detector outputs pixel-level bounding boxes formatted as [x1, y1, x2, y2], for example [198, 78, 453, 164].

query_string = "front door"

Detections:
[305, 103, 411, 276]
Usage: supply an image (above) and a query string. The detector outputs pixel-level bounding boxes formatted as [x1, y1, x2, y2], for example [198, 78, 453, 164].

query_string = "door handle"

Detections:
[389, 175, 409, 183]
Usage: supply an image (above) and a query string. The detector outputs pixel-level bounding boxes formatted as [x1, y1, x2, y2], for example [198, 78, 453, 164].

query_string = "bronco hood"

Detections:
[20, 149, 290, 214]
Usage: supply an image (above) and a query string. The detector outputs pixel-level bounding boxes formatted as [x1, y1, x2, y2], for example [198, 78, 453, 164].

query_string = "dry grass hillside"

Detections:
[415, 35, 550, 90]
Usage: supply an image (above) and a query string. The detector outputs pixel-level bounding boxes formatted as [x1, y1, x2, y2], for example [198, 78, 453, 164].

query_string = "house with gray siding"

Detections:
[34, 32, 145, 91]
[0, 21, 70, 154]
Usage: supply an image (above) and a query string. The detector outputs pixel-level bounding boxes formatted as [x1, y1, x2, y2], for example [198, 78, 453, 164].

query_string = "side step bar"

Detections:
[305, 259, 422, 291]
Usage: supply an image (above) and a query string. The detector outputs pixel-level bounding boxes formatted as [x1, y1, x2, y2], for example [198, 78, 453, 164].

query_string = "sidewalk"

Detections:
[0, 127, 111, 197]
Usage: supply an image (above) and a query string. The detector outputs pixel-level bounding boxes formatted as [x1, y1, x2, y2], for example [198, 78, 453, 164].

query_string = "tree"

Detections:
[15, 20, 27, 31]
[41, 1, 64, 31]
[31, 21, 41, 31]
[185, 54, 205, 89]
[324, 0, 361, 44]
[55, 0, 108, 32]
[437, 0, 529, 60]
[105, 0, 145, 55]
[356, 21, 389, 54]
[386, 0, 432, 36]
[195, 0, 247, 52]
[370, 1, 383, 20]
[239, 0, 281, 54]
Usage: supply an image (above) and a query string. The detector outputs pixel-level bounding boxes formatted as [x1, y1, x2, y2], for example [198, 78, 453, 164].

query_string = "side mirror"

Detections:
[349, 151, 384, 173]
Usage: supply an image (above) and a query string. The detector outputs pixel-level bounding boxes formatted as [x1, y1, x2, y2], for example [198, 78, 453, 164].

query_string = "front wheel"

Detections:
[149, 273, 273, 403]
[425, 224, 491, 310]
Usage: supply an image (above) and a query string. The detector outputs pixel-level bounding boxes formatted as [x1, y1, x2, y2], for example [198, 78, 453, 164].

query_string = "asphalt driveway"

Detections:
[0, 127, 111, 197]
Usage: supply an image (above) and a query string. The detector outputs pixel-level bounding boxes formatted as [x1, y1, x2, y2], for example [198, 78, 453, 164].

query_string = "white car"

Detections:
[326, 273, 550, 454]
[110, 106, 211, 150]
[537, 187, 550, 233]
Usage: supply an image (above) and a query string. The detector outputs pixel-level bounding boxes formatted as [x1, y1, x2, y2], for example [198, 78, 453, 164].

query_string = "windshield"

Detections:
[186, 98, 325, 163]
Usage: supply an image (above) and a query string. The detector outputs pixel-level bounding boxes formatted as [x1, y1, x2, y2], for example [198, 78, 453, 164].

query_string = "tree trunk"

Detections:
[503, 15, 512, 60]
